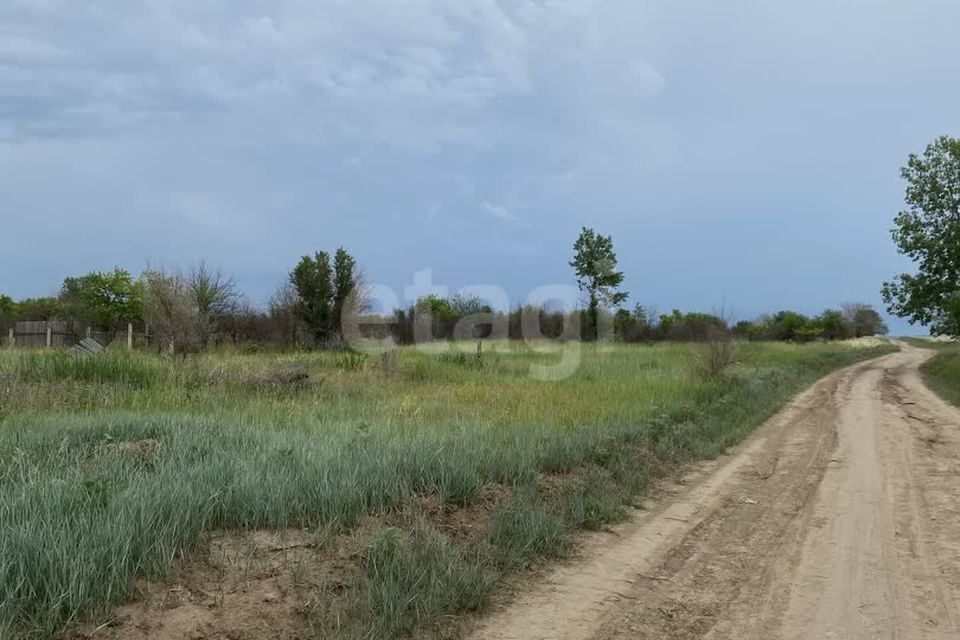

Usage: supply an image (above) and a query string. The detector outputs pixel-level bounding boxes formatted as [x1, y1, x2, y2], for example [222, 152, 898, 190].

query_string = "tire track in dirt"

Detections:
[467, 344, 960, 640]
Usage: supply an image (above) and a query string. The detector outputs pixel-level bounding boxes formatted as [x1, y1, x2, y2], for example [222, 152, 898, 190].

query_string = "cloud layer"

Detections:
[1, 1, 959, 333]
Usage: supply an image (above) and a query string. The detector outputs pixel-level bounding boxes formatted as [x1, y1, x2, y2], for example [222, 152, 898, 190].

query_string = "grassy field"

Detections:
[910, 339, 960, 407]
[0, 340, 895, 639]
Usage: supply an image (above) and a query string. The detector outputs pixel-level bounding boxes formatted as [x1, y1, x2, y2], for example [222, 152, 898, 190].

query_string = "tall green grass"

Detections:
[918, 342, 960, 407]
[1, 350, 167, 387]
[0, 340, 895, 638]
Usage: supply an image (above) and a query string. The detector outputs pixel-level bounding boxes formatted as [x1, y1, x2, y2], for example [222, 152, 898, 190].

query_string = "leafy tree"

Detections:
[614, 304, 654, 342]
[763, 311, 815, 342]
[882, 136, 960, 336]
[570, 227, 628, 340]
[817, 309, 851, 341]
[11, 297, 60, 321]
[59, 268, 143, 330]
[658, 309, 727, 341]
[414, 295, 459, 339]
[290, 251, 335, 344]
[842, 303, 889, 338]
[732, 320, 764, 341]
[332, 247, 358, 332]
[0, 294, 15, 317]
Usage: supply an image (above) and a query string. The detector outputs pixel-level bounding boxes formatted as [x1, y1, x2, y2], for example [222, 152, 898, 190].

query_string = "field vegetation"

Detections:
[908, 338, 960, 407]
[0, 339, 894, 639]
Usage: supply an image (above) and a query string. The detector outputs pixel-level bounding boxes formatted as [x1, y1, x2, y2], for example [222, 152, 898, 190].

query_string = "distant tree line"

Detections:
[731, 305, 888, 342]
[382, 300, 888, 344]
[0, 248, 365, 352]
[1, 231, 889, 351]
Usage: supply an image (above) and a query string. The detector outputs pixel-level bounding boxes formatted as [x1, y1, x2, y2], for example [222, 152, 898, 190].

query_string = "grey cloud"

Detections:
[1, 0, 958, 336]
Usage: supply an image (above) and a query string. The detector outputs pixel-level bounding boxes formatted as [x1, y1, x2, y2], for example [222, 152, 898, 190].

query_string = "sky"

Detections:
[1, 1, 958, 335]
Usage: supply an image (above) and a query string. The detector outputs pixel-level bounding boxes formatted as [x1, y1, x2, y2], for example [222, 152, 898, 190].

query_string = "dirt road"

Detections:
[468, 343, 960, 640]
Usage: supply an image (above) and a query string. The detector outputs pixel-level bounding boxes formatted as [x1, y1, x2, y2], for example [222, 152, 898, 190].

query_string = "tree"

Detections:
[269, 282, 305, 347]
[0, 294, 15, 335]
[141, 269, 201, 353]
[289, 248, 364, 346]
[414, 295, 459, 340]
[882, 136, 960, 337]
[332, 247, 358, 334]
[187, 262, 238, 347]
[842, 303, 889, 338]
[11, 297, 60, 321]
[732, 320, 764, 341]
[290, 252, 335, 344]
[763, 311, 816, 342]
[570, 227, 628, 340]
[658, 309, 727, 342]
[613, 305, 655, 342]
[0, 294, 15, 317]
[817, 309, 851, 341]
[59, 268, 143, 330]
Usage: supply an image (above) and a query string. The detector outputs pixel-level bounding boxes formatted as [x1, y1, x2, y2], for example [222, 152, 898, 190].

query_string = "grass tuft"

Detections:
[919, 342, 960, 407]
[313, 526, 495, 640]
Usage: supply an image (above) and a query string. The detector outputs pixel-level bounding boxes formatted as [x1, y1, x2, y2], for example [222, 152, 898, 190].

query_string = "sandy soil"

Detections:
[467, 343, 960, 640]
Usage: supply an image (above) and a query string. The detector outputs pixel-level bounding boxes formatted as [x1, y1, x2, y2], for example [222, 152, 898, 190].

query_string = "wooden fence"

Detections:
[3, 321, 136, 350]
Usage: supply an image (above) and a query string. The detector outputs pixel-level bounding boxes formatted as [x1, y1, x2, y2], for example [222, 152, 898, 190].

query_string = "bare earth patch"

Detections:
[76, 521, 380, 640]
[73, 487, 505, 640]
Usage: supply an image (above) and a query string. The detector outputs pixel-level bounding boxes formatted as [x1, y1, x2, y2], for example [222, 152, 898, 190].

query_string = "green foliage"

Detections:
[844, 303, 888, 338]
[332, 248, 358, 333]
[290, 248, 359, 346]
[732, 319, 765, 341]
[733, 305, 887, 342]
[59, 268, 143, 330]
[883, 136, 960, 337]
[570, 227, 628, 340]
[0, 294, 15, 317]
[658, 309, 727, 341]
[816, 309, 849, 341]
[414, 294, 457, 321]
[763, 311, 819, 342]
[770, 311, 813, 341]
[613, 305, 654, 342]
[291, 251, 335, 343]
[8, 297, 61, 321]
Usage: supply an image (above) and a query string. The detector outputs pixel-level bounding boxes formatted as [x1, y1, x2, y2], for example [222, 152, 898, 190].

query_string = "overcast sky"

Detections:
[1, 1, 958, 334]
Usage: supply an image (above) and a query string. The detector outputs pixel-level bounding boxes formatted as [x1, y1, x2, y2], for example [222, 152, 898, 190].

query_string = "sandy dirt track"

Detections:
[468, 343, 960, 640]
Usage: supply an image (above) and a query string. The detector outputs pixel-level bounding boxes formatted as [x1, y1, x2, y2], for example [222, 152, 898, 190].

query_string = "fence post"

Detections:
[46, 324, 52, 348]
[86, 326, 92, 339]
[7, 328, 13, 348]
[127, 323, 133, 351]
